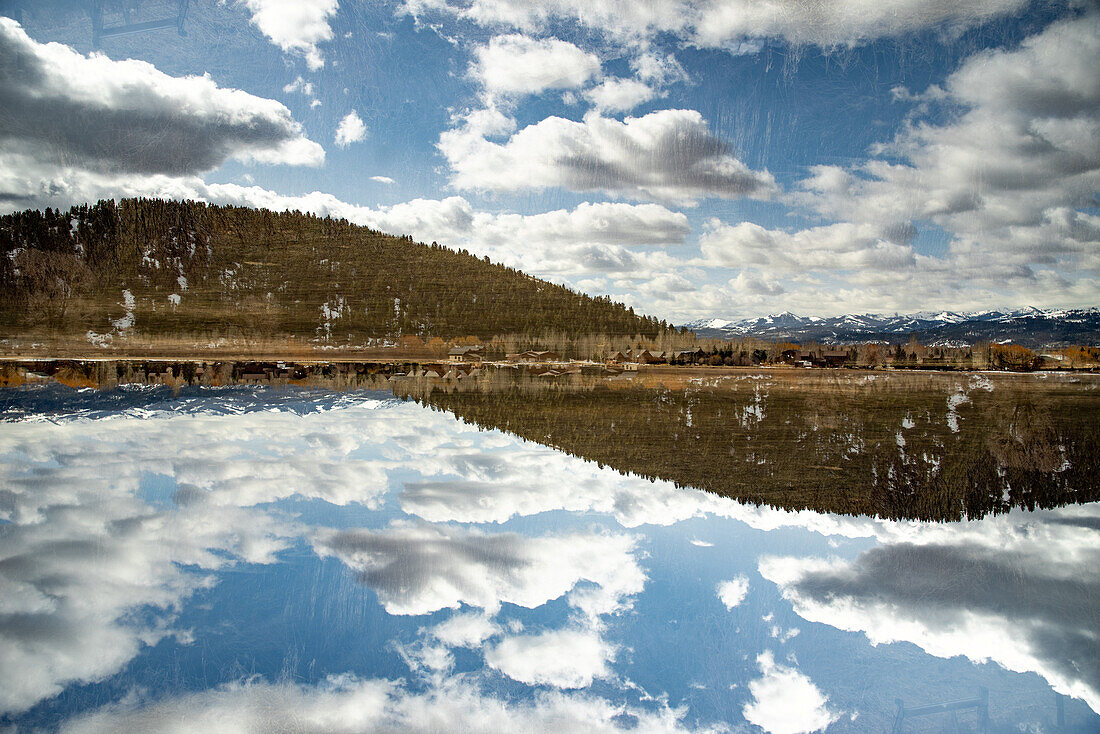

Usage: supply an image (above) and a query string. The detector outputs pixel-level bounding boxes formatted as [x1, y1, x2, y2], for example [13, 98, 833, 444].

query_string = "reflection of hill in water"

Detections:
[397, 371, 1100, 522]
[4, 360, 1098, 522]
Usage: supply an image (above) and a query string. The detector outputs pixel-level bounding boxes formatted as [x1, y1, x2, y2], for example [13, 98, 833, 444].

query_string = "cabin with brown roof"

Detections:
[448, 346, 484, 362]
[634, 349, 667, 364]
[673, 348, 704, 364]
[822, 350, 850, 367]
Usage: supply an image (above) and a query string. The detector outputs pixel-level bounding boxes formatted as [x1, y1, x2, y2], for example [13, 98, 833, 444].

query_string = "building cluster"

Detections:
[779, 349, 850, 367]
[609, 348, 705, 365]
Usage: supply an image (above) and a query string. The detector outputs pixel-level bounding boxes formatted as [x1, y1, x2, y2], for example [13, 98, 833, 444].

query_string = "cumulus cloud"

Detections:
[0, 393, 541, 714]
[370, 175, 396, 184]
[470, 34, 601, 97]
[0, 19, 323, 177]
[694, 13, 1100, 316]
[692, 0, 1031, 48]
[716, 576, 749, 609]
[486, 629, 615, 688]
[239, 0, 338, 70]
[313, 522, 645, 617]
[796, 13, 1100, 246]
[58, 674, 718, 734]
[760, 502, 1100, 713]
[400, 0, 1031, 48]
[742, 651, 839, 734]
[700, 220, 915, 273]
[583, 52, 688, 113]
[439, 108, 777, 204]
[584, 77, 657, 113]
[428, 612, 501, 648]
[335, 110, 368, 147]
[0, 412, 322, 713]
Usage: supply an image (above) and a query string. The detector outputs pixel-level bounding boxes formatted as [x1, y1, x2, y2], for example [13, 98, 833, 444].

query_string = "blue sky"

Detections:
[1, 0, 1097, 320]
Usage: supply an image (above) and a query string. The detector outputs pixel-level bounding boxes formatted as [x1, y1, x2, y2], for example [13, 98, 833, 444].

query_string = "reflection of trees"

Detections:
[398, 375, 1099, 522]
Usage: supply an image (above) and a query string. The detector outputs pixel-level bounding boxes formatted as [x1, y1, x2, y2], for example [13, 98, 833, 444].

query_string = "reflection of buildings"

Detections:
[91, 0, 190, 48]
[892, 687, 989, 733]
[1, 0, 191, 48]
[506, 350, 562, 363]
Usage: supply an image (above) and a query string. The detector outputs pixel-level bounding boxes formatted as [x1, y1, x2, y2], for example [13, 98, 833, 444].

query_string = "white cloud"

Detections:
[0, 412, 326, 713]
[0, 19, 323, 177]
[683, 13, 1100, 317]
[335, 110, 368, 147]
[742, 651, 839, 734]
[283, 75, 315, 96]
[58, 674, 719, 734]
[631, 52, 689, 86]
[471, 34, 600, 97]
[486, 629, 615, 688]
[370, 175, 396, 184]
[239, 0, 338, 70]
[313, 522, 645, 617]
[716, 576, 749, 609]
[584, 77, 657, 113]
[400, 0, 1032, 48]
[439, 108, 777, 204]
[693, 0, 1031, 48]
[428, 612, 501, 648]
[759, 502, 1100, 714]
[700, 220, 915, 273]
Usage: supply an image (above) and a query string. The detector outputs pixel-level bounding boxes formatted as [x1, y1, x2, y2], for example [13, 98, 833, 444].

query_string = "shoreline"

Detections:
[1, 356, 1096, 380]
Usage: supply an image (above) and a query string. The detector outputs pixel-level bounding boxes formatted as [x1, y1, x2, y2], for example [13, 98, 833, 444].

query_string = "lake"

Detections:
[0, 373, 1097, 732]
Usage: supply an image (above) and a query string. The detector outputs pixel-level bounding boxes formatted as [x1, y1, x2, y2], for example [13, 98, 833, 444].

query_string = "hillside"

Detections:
[0, 199, 666, 354]
[685, 308, 1100, 348]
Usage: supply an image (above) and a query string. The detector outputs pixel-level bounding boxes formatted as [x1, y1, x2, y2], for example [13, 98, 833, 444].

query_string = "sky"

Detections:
[0, 0, 1097, 322]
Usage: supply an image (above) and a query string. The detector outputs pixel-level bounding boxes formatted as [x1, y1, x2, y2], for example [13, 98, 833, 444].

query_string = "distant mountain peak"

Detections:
[682, 307, 1100, 349]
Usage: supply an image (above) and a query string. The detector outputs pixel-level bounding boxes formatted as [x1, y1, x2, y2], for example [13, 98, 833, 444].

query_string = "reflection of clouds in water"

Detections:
[485, 628, 616, 689]
[1, 398, 417, 511]
[0, 469, 296, 713]
[742, 651, 838, 734]
[313, 521, 645, 619]
[760, 502, 1100, 713]
[717, 576, 750, 609]
[0, 397, 423, 713]
[3, 389, 1097, 727]
[57, 673, 720, 734]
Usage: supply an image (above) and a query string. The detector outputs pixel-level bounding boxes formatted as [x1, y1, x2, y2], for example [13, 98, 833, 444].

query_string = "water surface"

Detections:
[0, 383, 1097, 732]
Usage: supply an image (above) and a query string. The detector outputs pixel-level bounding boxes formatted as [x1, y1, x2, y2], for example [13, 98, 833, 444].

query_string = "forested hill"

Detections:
[0, 199, 666, 350]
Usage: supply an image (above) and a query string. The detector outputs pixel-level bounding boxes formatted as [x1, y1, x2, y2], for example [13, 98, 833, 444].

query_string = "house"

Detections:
[822, 350, 850, 367]
[780, 348, 801, 364]
[634, 349, 668, 364]
[448, 346, 484, 362]
[673, 348, 705, 364]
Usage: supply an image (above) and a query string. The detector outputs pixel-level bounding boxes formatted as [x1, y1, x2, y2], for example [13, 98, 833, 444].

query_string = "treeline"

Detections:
[0, 199, 667, 346]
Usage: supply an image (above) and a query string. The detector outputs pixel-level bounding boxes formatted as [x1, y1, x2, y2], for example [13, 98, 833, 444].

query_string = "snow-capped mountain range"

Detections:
[682, 307, 1100, 348]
